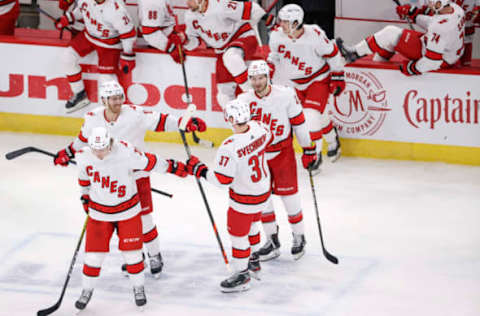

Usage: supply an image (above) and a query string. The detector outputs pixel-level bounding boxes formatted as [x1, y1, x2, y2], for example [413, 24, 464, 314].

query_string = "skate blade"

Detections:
[328, 149, 341, 163]
[259, 250, 280, 262]
[137, 305, 146, 312]
[311, 168, 322, 176]
[66, 99, 90, 113]
[220, 282, 250, 293]
[151, 272, 161, 279]
[75, 308, 85, 315]
[292, 250, 305, 261]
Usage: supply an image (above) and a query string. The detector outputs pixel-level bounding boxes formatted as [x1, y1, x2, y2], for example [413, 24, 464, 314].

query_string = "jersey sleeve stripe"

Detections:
[214, 171, 234, 185]
[144, 153, 157, 172]
[120, 28, 137, 39]
[289, 112, 306, 126]
[89, 194, 140, 214]
[78, 131, 88, 143]
[229, 188, 271, 205]
[323, 44, 339, 58]
[425, 49, 443, 61]
[155, 114, 168, 132]
[241, 1, 252, 20]
[78, 179, 91, 187]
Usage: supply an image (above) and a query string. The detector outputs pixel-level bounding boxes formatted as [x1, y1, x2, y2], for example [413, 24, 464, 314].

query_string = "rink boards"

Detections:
[0, 33, 479, 165]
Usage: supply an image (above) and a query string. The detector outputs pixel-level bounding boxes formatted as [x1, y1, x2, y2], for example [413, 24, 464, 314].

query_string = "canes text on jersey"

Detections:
[85, 166, 126, 197]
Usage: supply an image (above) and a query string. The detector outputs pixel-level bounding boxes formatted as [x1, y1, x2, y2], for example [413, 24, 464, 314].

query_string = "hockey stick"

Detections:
[264, 0, 280, 15]
[37, 217, 88, 316]
[391, 0, 415, 30]
[5, 147, 173, 198]
[308, 170, 339, 264]
[180, 104, 231, 272]
[36, 6, 73, 33]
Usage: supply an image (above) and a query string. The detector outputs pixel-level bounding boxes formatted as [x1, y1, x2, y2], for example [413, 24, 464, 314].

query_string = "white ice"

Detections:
[0, 132, 479, 316]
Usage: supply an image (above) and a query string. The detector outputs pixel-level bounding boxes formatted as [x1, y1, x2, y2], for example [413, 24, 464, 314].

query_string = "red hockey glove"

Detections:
[178, 117, 207, 133]
[80, 194, 90, 214]
[301, 145, 318, 170]
[396, 4, 424, 23]
[329, 71, 346, 96]
[186, 155, 208, 178]
[400, 60, 421, 76]
[54, 143, 75, 167]
[55, 15, 71, 30]
[119, 52, 136, 74]
[166, 159, 188, 177]
[59, 0, 74, 10]
[167, 35, 186, 65]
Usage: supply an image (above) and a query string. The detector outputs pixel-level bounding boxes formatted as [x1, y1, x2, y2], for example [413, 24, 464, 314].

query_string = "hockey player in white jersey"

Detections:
[186, 99, 273, 293]
[455, 0, 480, 66]
[55, 0, 137, 113]
[178, 0, 267, 106]
[268, 4, 344, 172]
[336, 0, 465, 76]
[53, 81, 206, 278]
[237, 60, 317, 261]
[75, 127, 187, 310]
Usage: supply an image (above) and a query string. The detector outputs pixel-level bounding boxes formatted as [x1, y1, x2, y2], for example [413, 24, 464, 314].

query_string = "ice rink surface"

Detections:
[0, 132, 479, 316]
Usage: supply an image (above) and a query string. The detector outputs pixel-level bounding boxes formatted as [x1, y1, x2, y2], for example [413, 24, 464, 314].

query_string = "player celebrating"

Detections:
[75, 127, 187, 310]
[268, 4, 345, 172]
[55, 0, 137, 113]
[237, 60, 316, 261]
[53, 80, 206, 278]
[456, 0, 480, 66]
[336, 0, 465, 75]
[178, 0, 267, 106]
[186, 99, 273, 293]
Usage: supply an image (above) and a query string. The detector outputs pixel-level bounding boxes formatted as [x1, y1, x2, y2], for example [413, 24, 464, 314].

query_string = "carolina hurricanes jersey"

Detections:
[0, 0, 16, 15]
[69, 0, 136, 51]
[138, 0, 175, 51]
[77, 140, 169, 222]
[236, 85, 311, 158]
[268, 24, 343, 91]
[455, 0, 480, 42]
[415, 2, 465, 72]
[183, 0, 264, 53]
[205, 120, 272, 214]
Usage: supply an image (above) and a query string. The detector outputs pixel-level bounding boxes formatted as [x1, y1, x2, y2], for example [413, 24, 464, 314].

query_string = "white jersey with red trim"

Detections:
[237, 85, 311, 157]
[183, 0, 265, 53]
[415, 2, 465, 72]
[455, 0, 480, 42]
[77, 140, 169, 222]
[205, 120, 273, 214]
[69, 0, 136, 51]
[138, 0, 175, 51]
[0, 0, 16, 15]
[268, 24, 343, 91]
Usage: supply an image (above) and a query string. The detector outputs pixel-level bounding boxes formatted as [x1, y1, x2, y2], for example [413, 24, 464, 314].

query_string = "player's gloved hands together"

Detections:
[119, 52, 136, 74]
[166, 159, 188, 177]
[400, 60, 421, 76]
[54, 144, 75, 167]
[329, 71, 346, 96]
[55, 15, 71, 30]
[301, 145, 318, 170]
[186, 155, 208, 178]
[59, 0, 74, 10]
[80, 195, 90, 214]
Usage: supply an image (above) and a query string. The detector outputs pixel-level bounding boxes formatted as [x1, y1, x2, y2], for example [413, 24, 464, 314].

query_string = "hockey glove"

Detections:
[166, 159, 188, 177]
[54, 143, 75, 167]
[178, 117, 207, 133]
[329, 71, 346, 96]
[400, 60, 421, 76]
[301, 145, 318, 170]
[119, 52, 136, 74]
[55, 15, 71, 30]
[396, 5, 421, 23]
[80, 194, 90, 214]
[186, 155, 208, 178]
[59, 0, 74, 10]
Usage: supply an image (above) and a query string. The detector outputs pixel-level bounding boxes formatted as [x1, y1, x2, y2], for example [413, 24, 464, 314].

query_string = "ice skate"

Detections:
[133, 285, 147, 309]
[75, 288, 93, 310]
[336, 38, 361, 63]
[327, 127, 341, 163]
[248, 252, 261, 280]
[291, 233, 306, 260]
[220, 269, 250, 293]
[65, 89, 90, 113]
[149, 252, 163, 278]
[257, 225, 281, 262]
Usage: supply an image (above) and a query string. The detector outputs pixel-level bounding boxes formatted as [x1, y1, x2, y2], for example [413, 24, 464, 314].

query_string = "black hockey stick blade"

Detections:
[5, 147, 39, 160]
[324, 249, 339, 264]
[192, 131, 214, 148]
[37, 302, 61, 316]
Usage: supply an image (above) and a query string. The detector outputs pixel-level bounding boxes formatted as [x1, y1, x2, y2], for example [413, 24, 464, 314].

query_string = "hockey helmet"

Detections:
[224, 99, 251, 125]
[427, 0, 451, 13]
[100, 80, 124, 100]
[248, 60, 270, 79]
[88, 127, 112, 150]
[278, 4, 304, 30]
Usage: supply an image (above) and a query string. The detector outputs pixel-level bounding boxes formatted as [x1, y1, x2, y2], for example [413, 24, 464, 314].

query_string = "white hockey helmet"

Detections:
[224, 99, 251, 125]
[278, 4, 304, 30]
[248, 60, 270, 79]
[427, 0, 451, 13]
[100, 80, 124, 101]
[88, 127, 112, 150]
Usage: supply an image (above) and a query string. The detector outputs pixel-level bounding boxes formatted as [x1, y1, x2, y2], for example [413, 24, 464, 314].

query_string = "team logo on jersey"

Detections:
[331, 71, 391, 136]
